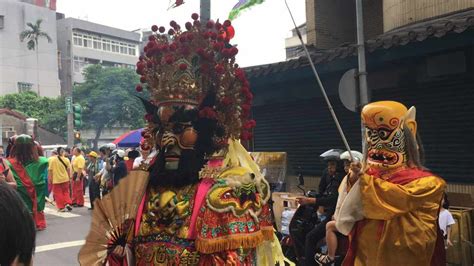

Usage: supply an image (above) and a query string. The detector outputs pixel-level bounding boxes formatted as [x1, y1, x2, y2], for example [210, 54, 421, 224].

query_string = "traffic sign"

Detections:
[65, 97, 73, 113]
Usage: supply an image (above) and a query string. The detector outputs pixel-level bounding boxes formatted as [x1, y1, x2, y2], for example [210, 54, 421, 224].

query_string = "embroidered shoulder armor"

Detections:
[195, 166, 274, 254]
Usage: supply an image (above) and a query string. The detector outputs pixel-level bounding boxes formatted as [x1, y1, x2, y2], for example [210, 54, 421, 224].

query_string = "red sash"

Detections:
[8, 158, 39, 223]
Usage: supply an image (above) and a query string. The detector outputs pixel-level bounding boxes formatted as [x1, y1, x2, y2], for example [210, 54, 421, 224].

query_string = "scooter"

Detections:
[278, 168, 320, 264]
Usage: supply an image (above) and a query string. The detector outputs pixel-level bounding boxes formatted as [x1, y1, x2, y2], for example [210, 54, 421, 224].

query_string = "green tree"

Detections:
[19, 19, 52, 96]
[0, 91, 67, 135]
[73, 65, 147, 149]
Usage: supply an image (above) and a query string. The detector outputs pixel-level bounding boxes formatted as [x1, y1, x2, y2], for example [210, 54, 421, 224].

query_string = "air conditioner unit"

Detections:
[3, 131, 16, 138]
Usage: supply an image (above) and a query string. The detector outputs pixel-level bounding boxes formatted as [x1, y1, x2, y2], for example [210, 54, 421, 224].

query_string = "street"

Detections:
[34, 196, 91, 266]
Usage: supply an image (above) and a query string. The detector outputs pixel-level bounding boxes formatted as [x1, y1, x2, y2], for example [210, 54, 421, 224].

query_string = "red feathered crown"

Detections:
[136, 13, 255, 142]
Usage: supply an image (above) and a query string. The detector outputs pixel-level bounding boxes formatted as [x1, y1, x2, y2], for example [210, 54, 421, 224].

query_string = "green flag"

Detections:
[229, 0, 265, 20]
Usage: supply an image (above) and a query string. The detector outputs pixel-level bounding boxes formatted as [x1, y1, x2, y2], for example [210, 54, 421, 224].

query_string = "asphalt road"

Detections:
[34, 196, 92, 266]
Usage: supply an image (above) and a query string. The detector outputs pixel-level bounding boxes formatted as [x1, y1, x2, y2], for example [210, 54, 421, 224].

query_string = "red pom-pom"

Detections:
[165, 55, 174, 65]
[170, 20, 177, 27]
[242, 104, 251, 112]
[223, 20, 232, 27]
[161, 44, 169, 52]
[146, 41, 155, 49]
[187, 34, 194, 41]
[179, 63, 188, 70]
[230, 47, 239, 56]
[151, 25, 158, 32]
[240, 131, 251, 140]
[199, 107, 218, 119]
[212, 42, 222, 51]
[159, 26, 166, 33]
[193, 20, 201, 27]
[180, 47, 191, 56]
[215, 64, 225, 74]
[140, 76, 147, 83]
[185, 22, 193, 30]
[206, 20, 215, 29]
[135, 84, 143, 92]
[179, 36, 187, 43]
[196, 48, 205, 56]
[170, 43, 178, 51]
[221, 48, 231, 58]
[221, 97, 233, 105]
[192, 13, 199, 20]
[241, 86, 250, 94]
[148, 35, 155, 41]
[168, 29, 175, 35]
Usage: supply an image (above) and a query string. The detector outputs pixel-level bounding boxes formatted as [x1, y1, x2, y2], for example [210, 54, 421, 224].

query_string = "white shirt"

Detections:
[133, 157, 144, 169]
[438, 209, 455, 236]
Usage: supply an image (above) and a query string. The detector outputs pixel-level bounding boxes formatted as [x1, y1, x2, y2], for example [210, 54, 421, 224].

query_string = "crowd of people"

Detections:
[47, 143, 149, 212]
[0, 137, 150, 221]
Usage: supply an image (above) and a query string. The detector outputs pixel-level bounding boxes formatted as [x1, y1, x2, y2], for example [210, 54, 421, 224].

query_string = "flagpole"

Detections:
[200, 0, 211, 23]
[284, 0, 354, 162]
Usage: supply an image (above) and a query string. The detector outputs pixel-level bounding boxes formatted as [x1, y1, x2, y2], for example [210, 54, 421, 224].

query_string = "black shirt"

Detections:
[112, 160, 128, 186]
[315, 169, 344, 214]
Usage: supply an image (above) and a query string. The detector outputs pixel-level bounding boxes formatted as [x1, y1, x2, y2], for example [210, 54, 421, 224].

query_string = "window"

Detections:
[93, 37, 101, 49]
[103, 39, 111, 51]
[73, 33, 83, 46]
[0, 15, 4, 29]
[73, 56, 86, 73]
[128, 44, 136, 56]
[17, 82, 33, 93]
[111, 41, 119, 53]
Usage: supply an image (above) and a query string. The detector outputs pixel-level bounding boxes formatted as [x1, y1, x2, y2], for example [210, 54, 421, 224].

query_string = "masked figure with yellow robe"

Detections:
[336, 101, 446, 266]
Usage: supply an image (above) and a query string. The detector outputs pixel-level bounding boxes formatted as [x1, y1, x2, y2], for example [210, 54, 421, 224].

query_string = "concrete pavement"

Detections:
[34, 198, 92, 266]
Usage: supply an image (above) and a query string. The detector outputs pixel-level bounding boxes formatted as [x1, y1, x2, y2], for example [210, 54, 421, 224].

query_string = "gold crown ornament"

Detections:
[135, 13, 256, 145]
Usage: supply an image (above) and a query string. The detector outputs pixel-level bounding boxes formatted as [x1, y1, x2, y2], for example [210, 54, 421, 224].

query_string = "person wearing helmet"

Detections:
[297, 153, 345, 266]
[315, 150, 363, 265]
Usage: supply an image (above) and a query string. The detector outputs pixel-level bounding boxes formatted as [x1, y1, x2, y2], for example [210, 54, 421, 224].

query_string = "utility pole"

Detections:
[355, 0, 369, 107]
[66, 37, 74, 148]
[355, 0, 369, 151]
[200, 0, 211, 23]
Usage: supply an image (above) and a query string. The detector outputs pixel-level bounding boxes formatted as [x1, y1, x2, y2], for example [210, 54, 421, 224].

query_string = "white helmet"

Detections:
[340, 150, 363, 162]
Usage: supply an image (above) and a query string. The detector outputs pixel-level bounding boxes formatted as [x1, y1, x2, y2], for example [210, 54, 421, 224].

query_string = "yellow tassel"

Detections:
[261, 227, 274, 241]
[195, 231, 265, 254]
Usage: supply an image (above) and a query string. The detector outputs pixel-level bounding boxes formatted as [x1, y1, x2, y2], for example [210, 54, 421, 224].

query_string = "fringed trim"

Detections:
[195, 231, 265, 254]
[261, 226, 274, 241]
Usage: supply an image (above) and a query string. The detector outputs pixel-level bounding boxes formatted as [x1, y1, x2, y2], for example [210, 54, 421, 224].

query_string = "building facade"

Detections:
[0, 0, 61, 97]
[246, 3, 474, 187]
[56, 16, 140, 95]
[285, 23, 307, 60]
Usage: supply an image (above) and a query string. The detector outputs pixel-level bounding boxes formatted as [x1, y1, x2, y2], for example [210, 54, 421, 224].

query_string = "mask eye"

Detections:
[378, 129, 391, 140]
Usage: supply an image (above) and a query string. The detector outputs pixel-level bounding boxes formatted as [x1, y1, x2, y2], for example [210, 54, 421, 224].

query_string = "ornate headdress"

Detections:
[136, 13, 255, 149]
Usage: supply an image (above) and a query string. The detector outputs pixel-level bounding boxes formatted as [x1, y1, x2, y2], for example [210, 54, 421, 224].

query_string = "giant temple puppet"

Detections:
[78, 14, 285, 266]
[336, 101, 446, 266]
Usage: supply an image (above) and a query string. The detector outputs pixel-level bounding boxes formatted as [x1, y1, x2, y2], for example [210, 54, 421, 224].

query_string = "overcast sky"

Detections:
[56, 0, 306, 67]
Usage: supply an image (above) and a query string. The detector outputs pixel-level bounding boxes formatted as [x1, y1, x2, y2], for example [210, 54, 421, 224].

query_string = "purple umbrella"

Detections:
[112, 128, 144, 148]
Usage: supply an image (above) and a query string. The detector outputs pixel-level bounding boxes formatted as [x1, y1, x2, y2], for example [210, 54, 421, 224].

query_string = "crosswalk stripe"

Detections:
[36, 240, 85, 253]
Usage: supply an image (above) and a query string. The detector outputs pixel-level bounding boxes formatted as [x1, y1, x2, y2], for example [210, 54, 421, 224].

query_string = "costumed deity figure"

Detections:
[79, 14, 285, 266]
[336, 101, 446, 266]
[5, 134, 49, 231]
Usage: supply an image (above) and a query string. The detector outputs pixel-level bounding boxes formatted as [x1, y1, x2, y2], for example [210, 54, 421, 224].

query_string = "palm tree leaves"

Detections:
[19, 19, 52, 51]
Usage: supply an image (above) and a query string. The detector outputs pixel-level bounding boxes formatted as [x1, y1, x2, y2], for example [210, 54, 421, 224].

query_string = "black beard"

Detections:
[148, 148, 205, 188]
